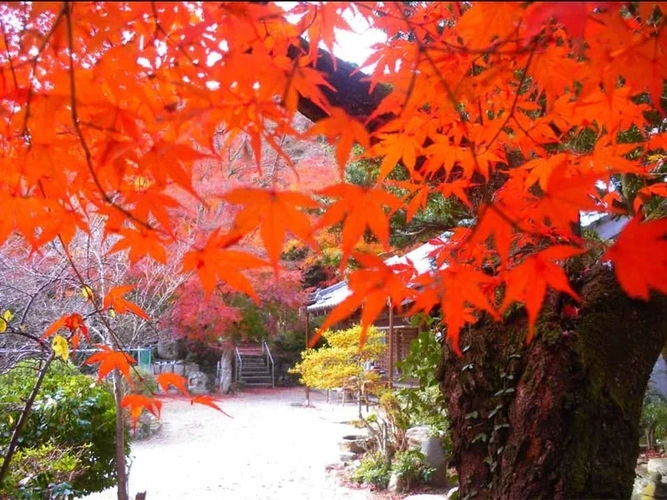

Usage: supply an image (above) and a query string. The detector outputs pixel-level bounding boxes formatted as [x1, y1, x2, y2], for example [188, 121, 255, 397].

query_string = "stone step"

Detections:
[237, 349, 263, 355]
[241, 375, 273, 380]
[241, 375, 273, 382]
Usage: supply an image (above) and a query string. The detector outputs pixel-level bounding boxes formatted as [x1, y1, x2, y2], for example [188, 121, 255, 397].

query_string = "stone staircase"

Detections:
[235, 342, 275, 388]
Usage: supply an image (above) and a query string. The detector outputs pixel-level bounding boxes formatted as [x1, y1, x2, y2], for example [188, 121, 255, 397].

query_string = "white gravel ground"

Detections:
[84, 387, 371, 500]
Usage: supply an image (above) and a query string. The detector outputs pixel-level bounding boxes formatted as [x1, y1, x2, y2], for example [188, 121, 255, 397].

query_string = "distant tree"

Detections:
[291, 324, 386, 417]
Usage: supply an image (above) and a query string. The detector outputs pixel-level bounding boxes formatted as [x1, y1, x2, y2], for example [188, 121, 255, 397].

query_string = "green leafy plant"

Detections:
[350, 324, 453, 493]
[396, 327, 451, 448]
[361, 391, 409, 461]
[0, 441, 84, 499]
[0, 361, 128, 495]
[641, 388, 667, 451]
[391, 449, 436, 491]
[352, 452, 391, 489]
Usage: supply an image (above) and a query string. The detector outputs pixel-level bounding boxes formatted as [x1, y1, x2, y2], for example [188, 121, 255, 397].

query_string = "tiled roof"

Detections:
[306, 215, 630, 314]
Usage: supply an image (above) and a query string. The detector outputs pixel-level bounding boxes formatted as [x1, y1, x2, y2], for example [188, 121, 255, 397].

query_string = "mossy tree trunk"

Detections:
[438, 265, 667, 499]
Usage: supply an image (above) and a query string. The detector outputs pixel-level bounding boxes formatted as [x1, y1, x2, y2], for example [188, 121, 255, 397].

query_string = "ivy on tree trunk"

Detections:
[437, 265, 667, 498]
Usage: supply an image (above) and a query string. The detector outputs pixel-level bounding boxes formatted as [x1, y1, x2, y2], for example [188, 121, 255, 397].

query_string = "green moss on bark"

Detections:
[439, 264, 667, 499]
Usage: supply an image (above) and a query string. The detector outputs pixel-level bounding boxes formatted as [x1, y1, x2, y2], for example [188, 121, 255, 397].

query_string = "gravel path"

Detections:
[85, 387, 371, 500]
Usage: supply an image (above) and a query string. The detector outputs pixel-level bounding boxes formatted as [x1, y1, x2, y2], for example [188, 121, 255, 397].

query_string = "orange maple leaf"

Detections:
[522, 153, 572, 193]
[317, 184, 402, 264]
[284, 64, 334, 117]
[435, 179, 474, 209]
[84, 345, 137, 384]
[127, 190, 181, 236]
[523, 2, 594, 50]
[292, 2, 354, 70]
[387, 180, 430, 223]
[308, 107, 370, 171]
[121, 394, 162, 430]
[223, 188, 319, 270]
[108, 225, 168, 265]
[603, 216, 667, 300]
[532, 162, 603, 237]
[156, 372, 189, 396]
[455, 2, 523, 51]
[181, 229, 267, 299]
[41, 313, 89, 341]
[103, 285, 149, 320]
[466, 204, 516, 266]
[439, 265, 501, 356]
[316, 252, 415, 348]
[191, 395, 231, 417]
[501, 246, 584, 343]
[140, 140, 212, 195]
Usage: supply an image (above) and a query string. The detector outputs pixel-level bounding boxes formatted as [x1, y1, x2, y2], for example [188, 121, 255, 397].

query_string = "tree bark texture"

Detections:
[437, 265, 667, 499]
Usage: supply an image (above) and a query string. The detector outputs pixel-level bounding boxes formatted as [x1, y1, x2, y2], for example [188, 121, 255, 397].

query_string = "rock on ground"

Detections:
[649, 458, 667, 476]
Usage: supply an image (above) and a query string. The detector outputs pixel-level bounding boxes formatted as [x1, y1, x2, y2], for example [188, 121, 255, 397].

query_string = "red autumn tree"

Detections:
[0, 2, 666, 499]
[166, 113, 330, 346]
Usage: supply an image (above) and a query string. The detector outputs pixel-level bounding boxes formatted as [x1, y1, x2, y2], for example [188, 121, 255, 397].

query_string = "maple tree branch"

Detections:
[63, 4, 158, 238]
[64, 5, 110, 204]
[150, 1, 202, 71]
[21, 6, 66, 142]
[18, 263, 70, 328]
[3, 327, 46, 347]
[57, 240, 130, 355]
[51, 231, 173, 406]
[287, 18, 545, 229]
[0, 21, 19, 92]
[0, 352, 55, 487]
[354, 2, 536, 57]
[481, 48, 536, 156]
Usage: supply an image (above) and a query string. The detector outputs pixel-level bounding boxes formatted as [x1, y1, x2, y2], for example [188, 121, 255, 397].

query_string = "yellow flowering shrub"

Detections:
[290, 324, 386, 390]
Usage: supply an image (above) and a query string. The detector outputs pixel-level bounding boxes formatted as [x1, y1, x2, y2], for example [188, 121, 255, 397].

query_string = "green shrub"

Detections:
[0, 441, 84, 499]
[352, 452, 391, 489]
[0, 360, 128, 495]
[390, 449, 435, 490]
[124, 366, 158, 397]
[641, 388, 667, 451]
[397, 328, 451, 452]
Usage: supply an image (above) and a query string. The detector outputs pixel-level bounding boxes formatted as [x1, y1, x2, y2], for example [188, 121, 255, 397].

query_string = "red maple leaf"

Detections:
[84, 345, 137, 384]
[603, 216, 667, 300]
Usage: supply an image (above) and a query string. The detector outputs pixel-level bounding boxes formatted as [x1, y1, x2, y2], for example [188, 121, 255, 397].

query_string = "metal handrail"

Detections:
[234, 346, 243, 383]
[261, 340, 275, 388]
